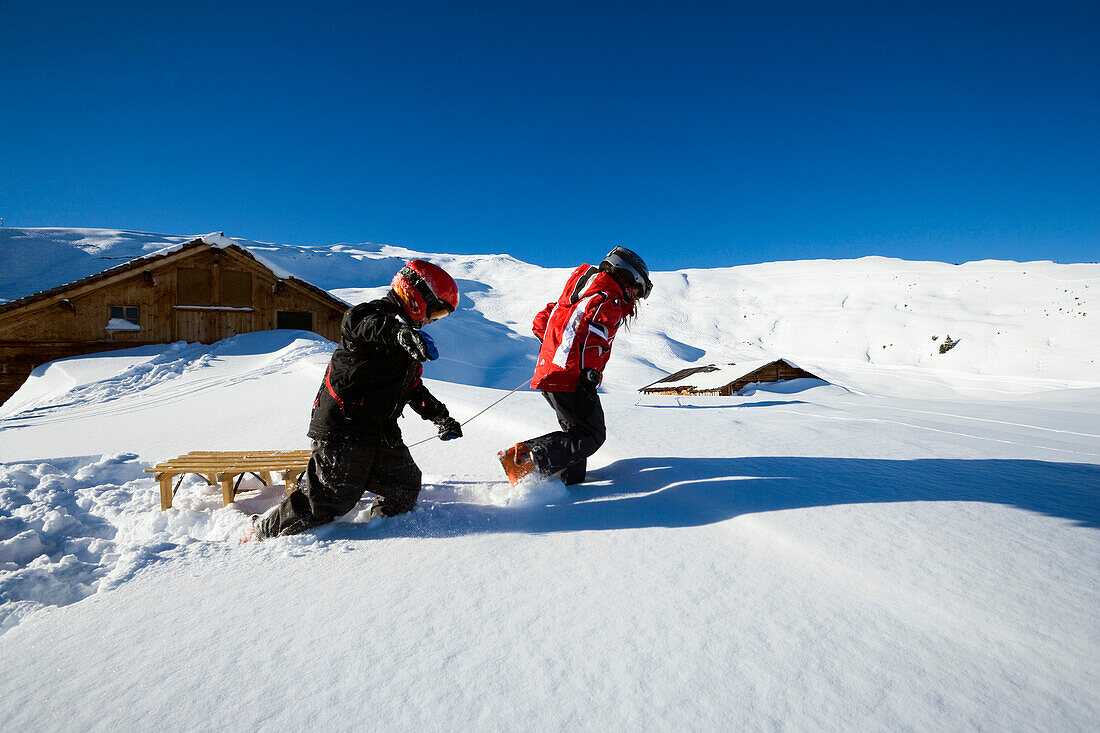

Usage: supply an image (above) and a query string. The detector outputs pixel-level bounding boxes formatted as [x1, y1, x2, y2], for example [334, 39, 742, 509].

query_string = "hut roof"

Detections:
[640, 358, 809, 392]
[0, 234, 349, 316]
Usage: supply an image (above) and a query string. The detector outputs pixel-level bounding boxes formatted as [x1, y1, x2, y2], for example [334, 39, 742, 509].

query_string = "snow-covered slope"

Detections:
[3, 226, 1097, 399]
[0, 228, 1097, 730]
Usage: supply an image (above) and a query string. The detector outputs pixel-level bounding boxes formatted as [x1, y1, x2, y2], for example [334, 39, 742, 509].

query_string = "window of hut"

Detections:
[177, 268, 214, 306]
[219, 270, 253, 308]
[277, 311, 313, 331]
[107, 305, 141, 331]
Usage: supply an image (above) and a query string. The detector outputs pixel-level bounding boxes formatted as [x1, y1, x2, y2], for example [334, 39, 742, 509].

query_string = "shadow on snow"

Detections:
[335, 456, 1100, 541]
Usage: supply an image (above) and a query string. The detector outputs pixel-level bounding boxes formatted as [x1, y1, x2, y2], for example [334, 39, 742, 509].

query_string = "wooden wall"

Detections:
[0, 244, 346, 406]
[717, 361, 819, 396]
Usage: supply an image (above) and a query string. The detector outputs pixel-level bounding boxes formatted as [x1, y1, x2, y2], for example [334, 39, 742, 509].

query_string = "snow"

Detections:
[0, 227, 1098, 730]
[105, 317, 141, 331]
[198, 231, 236, 249]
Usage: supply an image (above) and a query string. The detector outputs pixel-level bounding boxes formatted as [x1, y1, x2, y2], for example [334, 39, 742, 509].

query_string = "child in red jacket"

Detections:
[500, 247, 653, 486]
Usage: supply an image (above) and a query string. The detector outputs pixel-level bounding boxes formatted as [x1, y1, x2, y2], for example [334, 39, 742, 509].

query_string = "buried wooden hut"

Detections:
[638, 359, 823, 396]
[0, 236, 349, 406]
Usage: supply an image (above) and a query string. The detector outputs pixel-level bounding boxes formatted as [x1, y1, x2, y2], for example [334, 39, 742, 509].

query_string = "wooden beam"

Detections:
[282, 467, 304, 494]
[158, 473, 174, 510]
[146, 454, 309, 464]
[147, 462, 310, 473]
[217, 473, 236, 506]
[180, 449, 311, 454]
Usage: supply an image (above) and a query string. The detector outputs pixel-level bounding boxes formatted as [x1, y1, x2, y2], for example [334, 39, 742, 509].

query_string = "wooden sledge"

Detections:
[144, 450, 312, 510]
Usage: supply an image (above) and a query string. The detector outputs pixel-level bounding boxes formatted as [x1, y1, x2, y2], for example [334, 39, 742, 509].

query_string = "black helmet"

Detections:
[601, 246, 652, 299]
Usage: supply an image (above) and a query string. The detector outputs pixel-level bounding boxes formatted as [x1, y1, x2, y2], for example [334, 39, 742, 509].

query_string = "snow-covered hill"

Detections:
[0, 228, 1097, 730]
[2, 226, 1096, 399]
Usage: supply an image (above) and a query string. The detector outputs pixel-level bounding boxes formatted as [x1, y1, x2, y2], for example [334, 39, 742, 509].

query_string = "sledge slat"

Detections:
[146, 462, 308, 470]
[144, 460, 310, 470]
[182, 449, 311, 454]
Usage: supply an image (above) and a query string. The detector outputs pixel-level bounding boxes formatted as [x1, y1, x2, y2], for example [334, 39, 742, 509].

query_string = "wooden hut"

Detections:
[0, 237, 349, 406]
[639, 359, 822, 396]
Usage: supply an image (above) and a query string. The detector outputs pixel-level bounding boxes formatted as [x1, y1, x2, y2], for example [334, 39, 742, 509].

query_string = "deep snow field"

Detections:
[0, 228, 1097, 731]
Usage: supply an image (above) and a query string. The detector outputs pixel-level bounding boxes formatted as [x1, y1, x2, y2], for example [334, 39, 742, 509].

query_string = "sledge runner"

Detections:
[247, 260, 463, 541]
[499, 246, 652, 487]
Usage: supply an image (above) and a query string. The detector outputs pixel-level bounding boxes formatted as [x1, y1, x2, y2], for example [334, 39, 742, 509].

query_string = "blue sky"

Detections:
[2, 0, 1097, 269]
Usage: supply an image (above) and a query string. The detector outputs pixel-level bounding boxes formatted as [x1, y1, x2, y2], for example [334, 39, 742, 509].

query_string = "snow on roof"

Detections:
[117, 232, 295, 281]
[128, 231, 240, 259]
[0, 231, 346, 313]
[200, 232, 236, 248]
[647, 359, 802, 391]
[121, 232, 297, 283]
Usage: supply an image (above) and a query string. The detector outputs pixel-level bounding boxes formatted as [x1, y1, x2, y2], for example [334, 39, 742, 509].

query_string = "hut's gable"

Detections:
[640, 359, 822, 396]
[0, 238, 349, 405]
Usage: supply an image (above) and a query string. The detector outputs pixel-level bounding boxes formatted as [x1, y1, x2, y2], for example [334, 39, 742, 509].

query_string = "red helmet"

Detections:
[391, 260, 459, 324]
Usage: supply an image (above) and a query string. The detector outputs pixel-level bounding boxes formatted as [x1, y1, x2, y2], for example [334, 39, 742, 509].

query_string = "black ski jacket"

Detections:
[308, 293, 449, 446]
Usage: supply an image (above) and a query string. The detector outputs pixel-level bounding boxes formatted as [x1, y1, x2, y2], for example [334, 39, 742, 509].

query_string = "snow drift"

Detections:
[0, 228, 1097, 730]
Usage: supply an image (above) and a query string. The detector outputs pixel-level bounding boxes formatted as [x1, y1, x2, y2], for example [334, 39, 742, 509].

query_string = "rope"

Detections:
[407, 377, 532, 447]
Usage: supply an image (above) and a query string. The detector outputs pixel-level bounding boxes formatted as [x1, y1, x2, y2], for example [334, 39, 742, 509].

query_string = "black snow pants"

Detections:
[257, 438, 421, 539]
[525, 389, 607, 485]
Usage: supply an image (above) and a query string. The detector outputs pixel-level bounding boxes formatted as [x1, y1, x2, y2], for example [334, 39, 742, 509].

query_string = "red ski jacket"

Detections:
[531, 264, 629, 392]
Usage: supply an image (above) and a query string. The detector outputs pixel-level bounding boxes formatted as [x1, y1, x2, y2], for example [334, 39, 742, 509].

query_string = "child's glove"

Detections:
[396, 325, 438, 361]
[435, 415, 463, 441]
[579, 367, 600, 402]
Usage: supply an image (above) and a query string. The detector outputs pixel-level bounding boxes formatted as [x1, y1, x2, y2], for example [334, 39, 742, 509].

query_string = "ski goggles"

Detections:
[424, 305, 452, 324]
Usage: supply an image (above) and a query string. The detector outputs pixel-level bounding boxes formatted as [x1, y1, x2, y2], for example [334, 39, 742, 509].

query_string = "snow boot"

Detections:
[498, 442, 537, 487]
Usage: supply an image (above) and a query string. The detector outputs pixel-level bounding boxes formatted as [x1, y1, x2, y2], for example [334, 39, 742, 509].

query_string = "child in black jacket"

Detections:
[253, 260, 462, 540]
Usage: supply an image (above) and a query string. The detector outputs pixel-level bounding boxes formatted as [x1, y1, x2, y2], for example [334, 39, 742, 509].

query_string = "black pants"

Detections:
[258, 438, 421, 539]
[525, 389, 607, 485]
